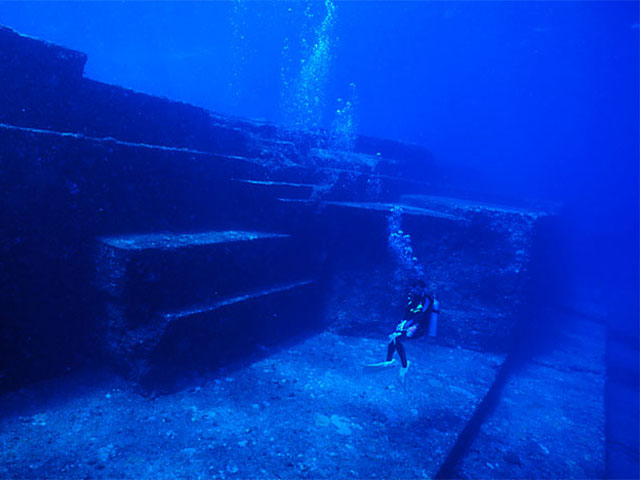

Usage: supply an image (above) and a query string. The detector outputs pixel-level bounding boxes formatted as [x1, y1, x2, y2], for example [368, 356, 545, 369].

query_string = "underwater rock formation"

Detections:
[0, 25, 550, 392]
[0, 22, 611, 480]
[95, 231, 320, 389]
[323, 196, 551, 352]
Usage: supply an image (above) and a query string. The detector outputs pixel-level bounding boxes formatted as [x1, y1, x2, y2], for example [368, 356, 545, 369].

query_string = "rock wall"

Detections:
[322, 197, 552, 352]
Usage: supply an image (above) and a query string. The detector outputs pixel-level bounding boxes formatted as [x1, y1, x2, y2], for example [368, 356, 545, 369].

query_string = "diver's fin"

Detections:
[399, 361, 410, 389]
[363, 359, 396, 370]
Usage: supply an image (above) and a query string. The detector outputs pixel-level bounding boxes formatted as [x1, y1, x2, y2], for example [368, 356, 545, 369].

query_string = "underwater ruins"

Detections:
[0, 25, 607, 479]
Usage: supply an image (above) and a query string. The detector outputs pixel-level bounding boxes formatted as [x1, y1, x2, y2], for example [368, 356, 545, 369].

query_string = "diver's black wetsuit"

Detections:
[386, 289, 433, 368]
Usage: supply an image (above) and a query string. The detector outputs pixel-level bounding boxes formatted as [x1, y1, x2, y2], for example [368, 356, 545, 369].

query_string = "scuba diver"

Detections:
[366, 279, 440, 385]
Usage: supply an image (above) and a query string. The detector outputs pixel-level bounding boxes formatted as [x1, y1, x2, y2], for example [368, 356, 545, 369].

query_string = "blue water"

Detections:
[0, 1, 638, 478]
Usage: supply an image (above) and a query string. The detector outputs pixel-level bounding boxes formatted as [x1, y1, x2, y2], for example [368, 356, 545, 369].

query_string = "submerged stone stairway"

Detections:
[232, 179, 321, 200]
[0, 25, 607, 479]
[95, 230, 322, 389]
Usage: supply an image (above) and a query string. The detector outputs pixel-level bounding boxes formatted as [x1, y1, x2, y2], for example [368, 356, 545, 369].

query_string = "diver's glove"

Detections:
[388, 331, 403, 342]
[389, 320, 408, 341]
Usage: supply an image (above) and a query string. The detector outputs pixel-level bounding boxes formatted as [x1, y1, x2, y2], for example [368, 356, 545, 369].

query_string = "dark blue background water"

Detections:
[1, 0, 637, 329]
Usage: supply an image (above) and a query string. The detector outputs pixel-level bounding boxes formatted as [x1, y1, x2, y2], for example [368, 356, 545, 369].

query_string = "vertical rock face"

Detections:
[0, 25, 552, 390]
[322, 197, 550, 353]
[94, 231, 322, 389]
[401, 195, 551, 351]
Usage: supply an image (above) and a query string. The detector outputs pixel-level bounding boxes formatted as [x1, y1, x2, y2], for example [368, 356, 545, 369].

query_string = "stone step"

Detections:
[227, 180, 328, 233]
[400, 193, 552, 218]
[0, 123, 269, 235]
[106, 279, 321, 390]
[233, 178, 320, 200]
[320, 200, 469, 222]
[275, 198, 469, 223]
[95, 230, 317, 324]
[274, 199, 468, 239]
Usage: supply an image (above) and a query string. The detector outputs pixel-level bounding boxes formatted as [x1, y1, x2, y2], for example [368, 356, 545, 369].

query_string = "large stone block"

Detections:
[0, 26, 86, 84]
[94, 230, 324, 388]
[107, 280, 321, 390]
[95, 230, 314, 320]
[402, 194, 551, 350]
[321, 196, 551, 352]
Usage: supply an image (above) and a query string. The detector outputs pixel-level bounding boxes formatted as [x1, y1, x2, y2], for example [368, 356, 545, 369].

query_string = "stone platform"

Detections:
[457, 315, 606, 478]
[0, 332, 504, 479]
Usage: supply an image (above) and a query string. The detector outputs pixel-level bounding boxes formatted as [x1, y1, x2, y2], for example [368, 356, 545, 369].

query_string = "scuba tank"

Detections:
[428, 295, 440, 337]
